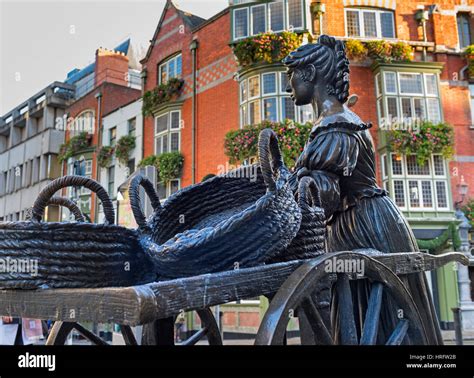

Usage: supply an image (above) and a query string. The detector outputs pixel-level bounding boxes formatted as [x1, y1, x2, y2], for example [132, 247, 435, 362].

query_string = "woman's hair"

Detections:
[282, 35, 350, 104]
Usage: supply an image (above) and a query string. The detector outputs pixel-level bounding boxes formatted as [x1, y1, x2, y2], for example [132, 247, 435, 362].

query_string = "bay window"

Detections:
[240, 71, 313, 127]
[345, 8, 395, 39]
[382, 153, 450, 211]
[375, 71, 442, 125]
[232, 0, 306, 41]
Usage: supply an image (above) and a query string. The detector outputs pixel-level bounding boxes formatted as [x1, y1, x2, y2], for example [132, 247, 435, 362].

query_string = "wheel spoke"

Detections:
[360, 283, 384, 345]
[336, 274, 358, 345]
[179, 328, 207, 346]
[72, 323, 109, 345]
[301, 298, 333, 345]
[120, 325, 138, 345]
[386, 319, 409, 345]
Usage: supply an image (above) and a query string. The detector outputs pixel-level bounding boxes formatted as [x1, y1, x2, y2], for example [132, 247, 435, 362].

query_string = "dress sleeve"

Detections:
[294, 129, 360, 219]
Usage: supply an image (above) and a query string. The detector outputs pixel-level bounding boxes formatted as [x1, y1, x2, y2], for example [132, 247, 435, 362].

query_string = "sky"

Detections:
[0, 0, 229, 114]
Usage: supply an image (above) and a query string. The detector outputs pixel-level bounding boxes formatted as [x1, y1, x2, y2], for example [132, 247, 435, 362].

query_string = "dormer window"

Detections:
[232, 0, 306, 41]
[345, 8, 395, 39]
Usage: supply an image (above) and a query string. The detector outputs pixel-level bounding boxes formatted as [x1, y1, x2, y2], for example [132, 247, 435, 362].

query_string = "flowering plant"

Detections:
[462, 198, 474, 228]
[345, 39, 413, 62]
[142, 78, 184, 117]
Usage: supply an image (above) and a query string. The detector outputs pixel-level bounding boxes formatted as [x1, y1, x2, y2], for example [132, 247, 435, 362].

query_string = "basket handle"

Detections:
[298, 176, 322, 210]
[32, 176, 115, 224]
[129, 175, 161, 231]
[47, 197, 86, 222]
[258, 128, 284, 192]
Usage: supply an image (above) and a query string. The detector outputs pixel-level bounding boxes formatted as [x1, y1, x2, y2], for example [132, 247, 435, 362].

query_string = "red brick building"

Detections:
[62, 41, 141, 221]
[141, 0, 474, 334]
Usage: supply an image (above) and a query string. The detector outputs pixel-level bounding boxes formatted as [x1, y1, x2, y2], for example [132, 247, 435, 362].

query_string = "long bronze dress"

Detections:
[290, 117, 442, 344]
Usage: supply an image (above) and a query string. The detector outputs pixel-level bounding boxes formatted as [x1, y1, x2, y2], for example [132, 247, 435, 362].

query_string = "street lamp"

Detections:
[455, 176, 469, 210]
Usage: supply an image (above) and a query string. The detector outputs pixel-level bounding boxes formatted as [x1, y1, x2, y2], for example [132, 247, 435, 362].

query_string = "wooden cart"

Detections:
[0, 250, 467, 345]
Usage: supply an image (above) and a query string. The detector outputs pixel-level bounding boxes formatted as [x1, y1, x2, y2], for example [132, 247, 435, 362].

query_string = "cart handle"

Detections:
[47, 196, 86, 222]
[129, 175, 161, 232]
[258, 128, 285, 193]
[32, 176, 115, 224]
[298, 176, 322, 210]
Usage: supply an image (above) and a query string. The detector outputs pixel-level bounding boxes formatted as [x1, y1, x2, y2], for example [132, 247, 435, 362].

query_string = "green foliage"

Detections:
[345, 39, 367, 60]
[461, 198, 474, 228]
[224, 119, 312, 169]
[138, 151, 184, 183]
[233, 31, 305, 68]
[387, 121, 455, 165]
[464, 45, 474, 80]
[115, 135, 136, 166]
[345, 39, 413, 62]
[142, 78, 184, 117]
[58, 132, 91, 163]
[97, 146, 115, 168]
[416, 223, 461, 252]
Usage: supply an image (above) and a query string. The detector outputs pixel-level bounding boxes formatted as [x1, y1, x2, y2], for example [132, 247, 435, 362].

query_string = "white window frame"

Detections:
[233, 7, 250, 40]
[157, 178, 181, 201]
[154, 110, 182, 156]
[268, 0, 286, 33]
[344, 7, 395, 39]
[250, 3, 267, 36]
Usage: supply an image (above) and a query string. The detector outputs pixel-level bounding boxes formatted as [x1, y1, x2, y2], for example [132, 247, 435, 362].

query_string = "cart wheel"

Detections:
[255, 252, 428, 345]
[46, 321, 138, 345]
[177, 309, 223, 346]
[141, 308, 223, 346]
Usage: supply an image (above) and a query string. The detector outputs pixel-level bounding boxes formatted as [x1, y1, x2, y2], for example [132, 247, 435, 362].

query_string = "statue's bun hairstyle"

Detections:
[282, 35, 350, 104]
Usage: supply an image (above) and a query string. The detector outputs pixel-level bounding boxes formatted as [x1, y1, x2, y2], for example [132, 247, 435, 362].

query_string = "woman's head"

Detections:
[283, 35, 350, 106]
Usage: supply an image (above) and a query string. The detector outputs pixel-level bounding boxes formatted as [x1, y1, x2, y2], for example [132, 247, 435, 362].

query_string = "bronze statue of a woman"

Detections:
[283, 35, 442, 344]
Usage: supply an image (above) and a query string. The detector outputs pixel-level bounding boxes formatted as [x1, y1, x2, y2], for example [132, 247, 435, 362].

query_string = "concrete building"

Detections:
[0, 82, 75, 222]
[141, 0, 474, 334]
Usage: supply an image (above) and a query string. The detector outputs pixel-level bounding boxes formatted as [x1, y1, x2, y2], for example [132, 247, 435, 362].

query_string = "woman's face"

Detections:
[285, 68, 314, 106]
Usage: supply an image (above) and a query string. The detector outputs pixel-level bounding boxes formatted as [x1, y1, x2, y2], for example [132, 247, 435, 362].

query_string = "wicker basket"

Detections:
[131, 129, 302, 279]
[0, 176, 155, 289]
[270, 176, 327, 262]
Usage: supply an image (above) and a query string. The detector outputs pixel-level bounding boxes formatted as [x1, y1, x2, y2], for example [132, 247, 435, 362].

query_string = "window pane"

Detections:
[387, 97, 398, 118]
[408, 181, 420, 207]
[401, 98, 412, 119]
[170, 132, 179, 151]
[156, 114, 168, 134]
[288, 0, 303, 30]
[170, 180, 180, 196]
[241, 104, 248, 127]
[426, 98, 441, 123]
[413, 98, 425, 120]
[176, 55, 182, 78]
[168, 59, 176, 79]
[406, 155, 430, 175]
[384, 72, 397, 93]
[280, 72, 289, 93]
[160, 65, 167, 84]
[263, 98, 278, 121]
[393, 180, 405, 207]
[162, 134, 168, 153]
[436, 181, 448, 208]
[433, 155, 445, 176]
[391, 154, 403, 175]
[382, 155, 388, 178]
[457, 13, 472, 48]
[377, 98, 384, 120]
[240, 80, 248, 103]
[251, 5, 266, 35]
[425, 74, 438, 96]
[380, 12, 395, 38]
[269, 1, 284, 32]
[155, 137, 162, 155]
[262, 73, 277, 94]
[234, 8, 248, 39]
[281, 97, 295, 121]
[170, 112, 180, 129]
[299, 104, 313, 123]
[376, 73, 382, 97]
[248, 76, 260, 98]
[249, 100, 261, 124]
[363, 12, 377, 38]
[421, 181, 433, 207]
[399, 74, 423, 94]
[157, 181, 167, 200]
[346, 10, 360, 37]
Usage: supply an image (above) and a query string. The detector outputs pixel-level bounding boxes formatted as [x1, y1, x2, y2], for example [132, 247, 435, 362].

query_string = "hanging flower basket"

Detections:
[142, 78, 185, 117]
[115, 135, 136, 166]
[97, 145, 115, 168]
